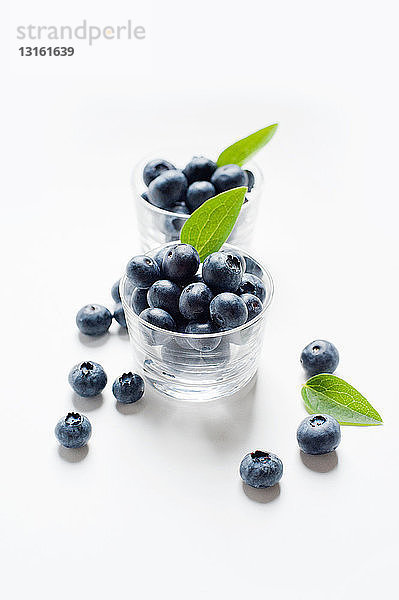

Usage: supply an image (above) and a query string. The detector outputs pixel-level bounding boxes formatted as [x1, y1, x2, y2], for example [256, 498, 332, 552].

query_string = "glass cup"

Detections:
[131, 151, 263, 252]
[120, 243, 274, 402]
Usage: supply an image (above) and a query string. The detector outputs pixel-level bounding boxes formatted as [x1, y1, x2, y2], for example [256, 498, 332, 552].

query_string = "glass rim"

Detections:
[131, 153, 264, 219]
[120, 243, 274, 340]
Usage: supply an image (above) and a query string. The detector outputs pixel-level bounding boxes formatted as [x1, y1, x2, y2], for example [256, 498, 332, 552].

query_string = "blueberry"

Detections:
[132, 287, 149, 315]
[244, 169, 255, 192]
[240, 451, 283, 488]
[202, 251, 243, 293]
[162, 244, 200, 284]
[183, 156, 217, 184]
[113, 303, 127, 328]
[241, 293, 263, 322]
[112, 372, 145, 404]
[210, 293, 248, 330]
[185, 181, 215, 212]
[300, 340, 339, 377]
[111, 279, 121, 303]
[211, 164, 248, 193]
[147, 170, 188, 209]
[185, 321, 221, 352]
[126, 255, 160, 288]
[244, 256, 263, 279]
[297, 414, 341, 455]
[153, 246, 170, 271]
[147, 279, 181, 318]
[143, 158, 175, 186]
[55, 412, 92, 448]
[238, 273, 266, 303]
[139, 307, 176, 331]
[76, 304, 112, 337]
[179, 282, 214, 321]
[68, 361, 107, 397]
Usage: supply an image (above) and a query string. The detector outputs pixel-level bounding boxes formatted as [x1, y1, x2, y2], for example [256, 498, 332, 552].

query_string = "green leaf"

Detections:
[180, 187, 246, 262]
[217, 123, 278, 167]
[301, 374, 383, 426]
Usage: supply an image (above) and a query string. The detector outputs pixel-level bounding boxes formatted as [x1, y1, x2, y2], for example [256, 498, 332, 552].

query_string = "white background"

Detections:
[2, 1, 398, 598]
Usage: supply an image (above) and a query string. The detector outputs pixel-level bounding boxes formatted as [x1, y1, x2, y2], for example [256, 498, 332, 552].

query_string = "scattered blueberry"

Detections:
[76, 304, 112, 337]
[132, 287, 149, 315]
[139, 307, 176, 331]
[113, 303, 127, 328]
[55, 412, 92, 448]
[126, 255, 160, 289]
[210, 293, 248, 330]
[241, 293, 263, 321]
[203, 251, 243, 293]
[300, 340, 339, 377]
[240, 451, 283, 488]
[179, 282, 214, 321]
[297, 414, 341, 455]
[183, 156, 217, 184]
[147, 279, 181, 318]
[185, 181, 215, 212]
[68, 361, 107, 397]
[211, 164, 248, 193]
[244, 169, 255, 192]
[238, 273, 266, 303]
[148, 170, 188, 209]
[162, 244, 200, 284]
[143, 158, 175, 186]
[185, 321, 221, 352]
[112, 372, 145, 404]
[111, 280, 121, 303]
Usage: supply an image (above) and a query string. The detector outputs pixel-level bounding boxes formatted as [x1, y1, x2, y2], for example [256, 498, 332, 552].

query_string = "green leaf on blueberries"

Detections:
[180, 187, 246, 262]
[217, 123, 278, 167]
[301, 374, 383, 426]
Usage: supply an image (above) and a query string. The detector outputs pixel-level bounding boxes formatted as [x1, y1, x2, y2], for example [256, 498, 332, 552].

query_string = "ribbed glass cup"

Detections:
[120, 243, 273, 402]
[131, 151, 263, 252]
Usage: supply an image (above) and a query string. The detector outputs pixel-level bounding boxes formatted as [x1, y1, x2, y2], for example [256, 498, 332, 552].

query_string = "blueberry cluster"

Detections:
[125, 244, 266, 339]
[141, 156, 254, 214]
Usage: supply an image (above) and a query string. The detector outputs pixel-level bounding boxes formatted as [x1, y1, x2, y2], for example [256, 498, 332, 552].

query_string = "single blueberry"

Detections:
[238, 273, 266, 303]
[240, 293, 263, 322]
[143, 158, 176, 186]
[147, 170, 188, 209]
[111, 279, 121, 303]
[240, 451, 283, 488]
[113, 303, 127, 328]
[179, 282, 214, 321]
[162, 244, 200, 284]
[185, 181, 216, 212]
[147, 279, 181, 318]
[112, 372, 145, 404]
[202, 251, 243, 293]
[211, 164, 248, 193]
[76, 304, 112, 337]
[185, 321, 221, 352]
[300, 340, 339, 377]
[132, 287, 149, 315]
[297, 414, 341, 455]
[68, 361, 107, 397]
[244, 256, 263, 279]
[244, 169, 255, 192]
[139, 307, 176, 331]
[210, 293, 248, 330]
[55, 412, 92, 448]
[183, 156, 218, 184]
[126, 255, 160, 288]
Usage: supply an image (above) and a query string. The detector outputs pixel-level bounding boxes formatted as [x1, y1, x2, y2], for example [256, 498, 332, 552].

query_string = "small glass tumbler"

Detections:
[120, 243, 274, 402]
[131, 151, 264, 252]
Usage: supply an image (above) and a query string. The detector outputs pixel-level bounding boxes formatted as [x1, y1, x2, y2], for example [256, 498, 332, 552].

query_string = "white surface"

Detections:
[2, 1, 398, 598]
